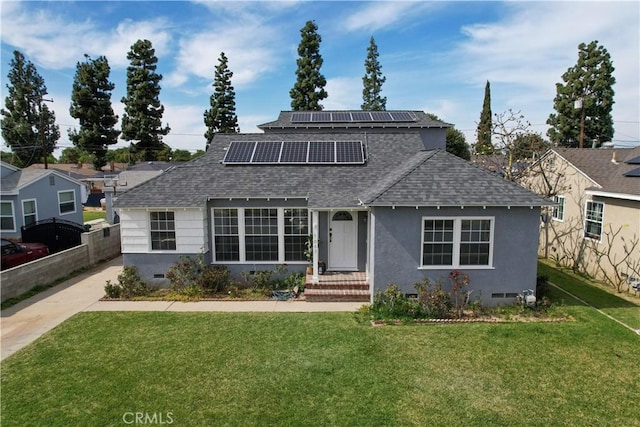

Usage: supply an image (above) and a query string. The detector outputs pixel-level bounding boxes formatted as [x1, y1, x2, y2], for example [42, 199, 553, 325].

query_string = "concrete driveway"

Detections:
[1, 256, 365, 361]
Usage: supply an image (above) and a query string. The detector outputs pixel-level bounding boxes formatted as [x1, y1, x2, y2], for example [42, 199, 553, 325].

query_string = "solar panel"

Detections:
[623, 167, 640, 177]
[389, 111, 415, 121]
[626, 156, 640, 165]
[252, 141, 282, 163]
[280, 141, 308, 163]
[223, 141, 256, 163]
[291, 112, 312, 122]
[332, 112, 352, 122]
[370, 111, 393, 122]
[336, 141, 365, 163]
[351, 112, 372, 122]
[313, 112, 332, 122]
[308, 141, 335, 163]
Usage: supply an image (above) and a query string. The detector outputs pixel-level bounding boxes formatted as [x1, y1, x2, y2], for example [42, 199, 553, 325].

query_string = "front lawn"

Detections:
[2, 307, 638, 426]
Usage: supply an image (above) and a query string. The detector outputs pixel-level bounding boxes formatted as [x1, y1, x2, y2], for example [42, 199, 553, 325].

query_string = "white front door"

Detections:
[328, 211, 357, 270]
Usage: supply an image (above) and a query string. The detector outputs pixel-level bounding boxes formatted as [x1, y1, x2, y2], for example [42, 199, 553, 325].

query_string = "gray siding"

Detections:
[372, 206, 540, 305]
[418, 128, 447, 150]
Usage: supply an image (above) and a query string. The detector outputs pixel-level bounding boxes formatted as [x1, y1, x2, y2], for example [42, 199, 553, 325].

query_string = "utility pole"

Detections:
[575, 98, 585, 149]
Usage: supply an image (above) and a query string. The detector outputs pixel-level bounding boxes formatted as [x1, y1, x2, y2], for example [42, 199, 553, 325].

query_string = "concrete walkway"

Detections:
[1, 256, 365, 361]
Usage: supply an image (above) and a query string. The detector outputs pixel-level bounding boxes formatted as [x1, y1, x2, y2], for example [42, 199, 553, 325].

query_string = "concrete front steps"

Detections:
[304, 272, 370, 302]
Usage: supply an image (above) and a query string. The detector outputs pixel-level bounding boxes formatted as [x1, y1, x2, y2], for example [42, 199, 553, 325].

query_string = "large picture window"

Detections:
[584, 201, 604, 240]
[1, 201, 15, 231]
[421, 217, 494, 268]
[58, 190, 76, 214]
[212, 207, 308, 263]
[150, 211, 176, 250]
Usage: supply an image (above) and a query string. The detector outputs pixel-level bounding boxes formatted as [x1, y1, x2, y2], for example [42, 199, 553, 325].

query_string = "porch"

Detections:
[304, 271, 370, 302]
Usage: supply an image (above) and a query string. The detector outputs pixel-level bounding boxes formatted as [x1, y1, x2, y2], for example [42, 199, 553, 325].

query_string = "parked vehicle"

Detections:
[1, 238, 49, 270]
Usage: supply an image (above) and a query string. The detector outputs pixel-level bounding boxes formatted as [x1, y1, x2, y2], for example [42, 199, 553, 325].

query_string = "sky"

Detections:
[1, 0, 639, 158]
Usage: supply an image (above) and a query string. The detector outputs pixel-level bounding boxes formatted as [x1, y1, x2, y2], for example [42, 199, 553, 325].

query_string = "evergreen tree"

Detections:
[547, 41, 615, 148]
[1, 50, 60, 167]
[204, 52, 239, 151]
[121, 39, 170, 161]
[427, 113, 470, 160]
[69, 55, 120, 170]
[475, 80, 493, 154]
[361, 36, 386, 110]
[290, 20, 328, 111]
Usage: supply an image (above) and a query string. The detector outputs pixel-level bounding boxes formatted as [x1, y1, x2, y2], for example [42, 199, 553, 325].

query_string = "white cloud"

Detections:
[324, 77, 362, 110]
[343, 1, 438, 33]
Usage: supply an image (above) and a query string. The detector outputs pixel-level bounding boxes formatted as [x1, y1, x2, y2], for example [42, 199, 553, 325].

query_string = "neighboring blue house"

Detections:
[1, 161, 86, 240]
[113, 111, 549, 305]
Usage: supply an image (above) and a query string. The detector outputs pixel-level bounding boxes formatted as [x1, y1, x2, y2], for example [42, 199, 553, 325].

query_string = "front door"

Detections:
[328, 211, 357, 270]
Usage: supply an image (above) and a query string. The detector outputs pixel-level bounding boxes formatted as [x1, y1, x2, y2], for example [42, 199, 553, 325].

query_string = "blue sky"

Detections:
[1, 1, 638, 157]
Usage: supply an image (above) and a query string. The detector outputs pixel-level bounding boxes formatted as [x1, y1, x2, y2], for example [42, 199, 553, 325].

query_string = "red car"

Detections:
[1, 238, 49, 270]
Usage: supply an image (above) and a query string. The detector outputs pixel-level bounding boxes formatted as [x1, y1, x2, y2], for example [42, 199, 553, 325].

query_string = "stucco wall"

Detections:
[371, 206, 540, 306]
[1, 224, 121, 302]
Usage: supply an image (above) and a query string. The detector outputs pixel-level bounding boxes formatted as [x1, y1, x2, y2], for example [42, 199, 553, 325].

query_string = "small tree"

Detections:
[361, 36, 386, 111]
[492, 109, 543, 182]
[204, 52, 239, 151]
[475, 81, 494, 155]
[547, 41, 615, 148]
[290, 20, 328, 111]
[426, 113, 470, 160]
[69, 55, 120, 170]
[1, 50, 60, 167]
[121, 39, 170, 161]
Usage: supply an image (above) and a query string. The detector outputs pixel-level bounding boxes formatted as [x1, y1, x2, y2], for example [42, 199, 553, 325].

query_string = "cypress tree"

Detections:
[204, 52, 239, 151]
[1, 50, 59, 167]
[290, 20, 328, 111]
[361, 36, 387, 110]
[69, 55, 120, 170]
[121, 39, 170, 161]
[547, 41, 615, 148]
[475, 81, 493, 154]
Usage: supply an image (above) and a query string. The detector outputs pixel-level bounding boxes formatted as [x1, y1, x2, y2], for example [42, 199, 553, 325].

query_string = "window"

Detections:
[552, 195, 565, 221]
[58, 190, 76, 214]
[22, 199, 37, 226]
[213, 209, 239, 261]
[150, 211, 176, 250]
[421, 217, 494, 268]
[1, 201, 15, 231]
[212, 207, 309, 263]
[584, 201, 604, 240]
[245, 208, 278, 261]
[284, 208, 309, 261]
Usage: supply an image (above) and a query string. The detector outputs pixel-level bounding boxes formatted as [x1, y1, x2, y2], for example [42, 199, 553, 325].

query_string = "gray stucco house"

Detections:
[1, 161, 86, 239]
[114, 111, 549, 305]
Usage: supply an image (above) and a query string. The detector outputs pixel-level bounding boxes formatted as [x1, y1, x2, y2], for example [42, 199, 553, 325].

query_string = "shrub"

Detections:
[166, 254, 232, 296]
[371, 284, 419, 320]
[104, 280, 122, 299]
[103, 266, 148, 299]
[414, 278, 453, 319]
[197, 265, 230, 293]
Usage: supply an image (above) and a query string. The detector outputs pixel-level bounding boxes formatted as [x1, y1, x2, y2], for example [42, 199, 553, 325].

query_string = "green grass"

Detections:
[2, 306, 639, 426]
[83, 210, 106, 222]
[539, 259, 640, 330]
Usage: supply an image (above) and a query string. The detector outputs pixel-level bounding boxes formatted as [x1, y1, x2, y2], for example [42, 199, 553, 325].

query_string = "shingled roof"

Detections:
[114, 131, 548, 210]
[552, 147, 640, 197]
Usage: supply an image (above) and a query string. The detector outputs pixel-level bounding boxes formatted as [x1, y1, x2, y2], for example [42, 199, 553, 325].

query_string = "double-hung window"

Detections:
[0, 201, 15, 231]
[421, 217, 494, 268]
[150, 212, 176, 250]
[584, 201, 604, 240]
[58, 190, 76, 214]
[22, 199, 37, 226]
[552, 195, 565, 221]
[212, 208, 308, 263]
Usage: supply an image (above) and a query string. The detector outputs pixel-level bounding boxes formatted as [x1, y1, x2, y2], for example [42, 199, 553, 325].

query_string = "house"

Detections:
[1, 161, 86, 239]
[523, 146, 640, 290]
[113, 111, 549, 305]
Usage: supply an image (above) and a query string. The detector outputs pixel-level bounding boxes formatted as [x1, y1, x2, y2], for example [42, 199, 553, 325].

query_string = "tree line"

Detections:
[1, 20, 616, 169]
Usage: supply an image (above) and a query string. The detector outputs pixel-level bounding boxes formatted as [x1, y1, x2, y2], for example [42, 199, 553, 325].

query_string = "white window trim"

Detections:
[0, 200, 16, 232]
[584, 200, 605, 242]
[419, 216, 495, 270]
[212, 207, 309, 264]
[552, 195, 565, 222]
[148, 211, 177, 252]
[57, 190, 77, 216]
[22, 198, 38, 226]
